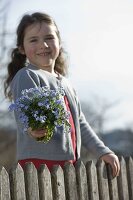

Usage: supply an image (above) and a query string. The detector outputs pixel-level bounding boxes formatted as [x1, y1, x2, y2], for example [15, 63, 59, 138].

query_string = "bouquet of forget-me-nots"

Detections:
[9, 86, 71, 143]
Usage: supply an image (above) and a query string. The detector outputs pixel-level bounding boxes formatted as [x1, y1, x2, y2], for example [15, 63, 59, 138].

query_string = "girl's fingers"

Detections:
[108, 159, 116, 177]
[28, 128, 47, 138]
[112, 161, 118, 177]
[115, 159, 120, 176]
[100, 153, 120, 178]
[109, 157, 120, 177]
[31, 132, 46, 138]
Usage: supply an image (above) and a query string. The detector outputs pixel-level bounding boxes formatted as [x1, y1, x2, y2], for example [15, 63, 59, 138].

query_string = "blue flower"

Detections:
[8, 86, 70, 143]
[56, 99, 62, 104]
[38, 102, 43, 107]
[8, 103, 16, 111]
[19, 113, 28, 125]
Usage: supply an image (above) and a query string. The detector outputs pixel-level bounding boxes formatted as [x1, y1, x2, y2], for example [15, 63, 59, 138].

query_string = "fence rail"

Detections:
[0, 156, 133, 200]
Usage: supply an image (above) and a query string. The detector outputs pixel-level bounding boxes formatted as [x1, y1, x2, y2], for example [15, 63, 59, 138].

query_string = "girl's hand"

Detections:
[100, 153, 120, 178]
[28, 127, 47, 138]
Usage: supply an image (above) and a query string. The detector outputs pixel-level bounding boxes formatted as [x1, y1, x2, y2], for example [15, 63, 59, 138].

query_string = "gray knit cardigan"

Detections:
[11, 64, 113, 161]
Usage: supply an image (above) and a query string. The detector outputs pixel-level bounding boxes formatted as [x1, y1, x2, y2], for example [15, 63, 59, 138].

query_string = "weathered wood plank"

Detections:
[107, 164, 119, 200]
[117, 156, 129, 200]
[0, 157, 133, 199]
[125, 157, 133, 200]
[51, 165, 66, 200]
[38, 164, 53, 200]
[96, 160, 110, 200]
[86, 160, 99, 200]
[9, 164, 26, 200]
[75, 160, 89, 200]
[24, 162, 40, 200]
[0, 167, 11, 200]
[64, 162, 78, 200]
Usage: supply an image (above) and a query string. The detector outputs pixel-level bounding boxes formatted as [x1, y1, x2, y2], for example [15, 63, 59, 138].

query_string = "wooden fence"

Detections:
[0, 156, 132, 200]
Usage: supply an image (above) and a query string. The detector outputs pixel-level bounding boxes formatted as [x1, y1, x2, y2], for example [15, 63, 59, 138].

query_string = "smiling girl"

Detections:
[4, 12, 120, 177]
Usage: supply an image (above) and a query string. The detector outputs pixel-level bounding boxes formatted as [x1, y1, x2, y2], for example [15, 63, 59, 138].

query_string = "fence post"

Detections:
[117, 156, 129, 200]
[86, 160, 99, 200]
[96, 160, 110, 200]
[64, 162, 78, 200]
[0, 167, 11, 200]
[125, 157, 133, 200]
[38, 164, 53, 200]
[75, 160, 89, 200]
[24, 162, 40, 200]
[51, 165, 66, 200]
[107, 164, 119, 200]
[9, 164, 26, 200]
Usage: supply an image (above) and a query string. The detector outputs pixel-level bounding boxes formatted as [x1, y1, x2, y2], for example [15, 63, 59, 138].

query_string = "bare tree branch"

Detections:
[81, 95, 120, 135]
[0, 0, 13, 65]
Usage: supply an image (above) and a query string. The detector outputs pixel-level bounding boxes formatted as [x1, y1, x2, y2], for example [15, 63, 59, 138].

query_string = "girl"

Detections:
[4, 12, 120, 177]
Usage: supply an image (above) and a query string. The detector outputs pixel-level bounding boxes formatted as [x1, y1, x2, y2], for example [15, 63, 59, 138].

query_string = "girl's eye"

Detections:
[45, 36, 55, 40]
[30, 39, 38, 43]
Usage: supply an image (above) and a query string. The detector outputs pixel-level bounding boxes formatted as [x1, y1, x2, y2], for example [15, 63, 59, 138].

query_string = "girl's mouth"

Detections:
[38, 52, 51, 56]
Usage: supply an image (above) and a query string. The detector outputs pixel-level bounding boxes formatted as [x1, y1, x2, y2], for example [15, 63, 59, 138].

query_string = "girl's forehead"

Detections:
[24, 22, 57, 36]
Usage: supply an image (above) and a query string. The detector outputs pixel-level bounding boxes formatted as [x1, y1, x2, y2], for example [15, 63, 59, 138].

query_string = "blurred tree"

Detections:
[0, 0, 13, 69]
[0, 0, 16, 171]
[0, 0, 14, 111]
[101, 128, 133, 156]
[81, 95, 120, 136]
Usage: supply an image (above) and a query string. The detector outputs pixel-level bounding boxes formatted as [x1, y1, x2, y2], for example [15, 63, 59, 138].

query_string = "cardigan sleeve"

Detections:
[11, 68, 41, 100]
[74, 90, 114, 159]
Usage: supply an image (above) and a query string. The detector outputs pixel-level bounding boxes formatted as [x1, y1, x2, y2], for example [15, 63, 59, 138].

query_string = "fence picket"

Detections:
[9, 164, 26, 200]
[51, 165, 66, 200]
[86, 160, 99, 200]
[96, 160, 110, 200]
[24, 162, 40, 200]
[64, 162, 78, 200]
[117, 156, 129, 200]
[126, 157, 133, 200]
[0, 167, 11, 200]
[38, 164, 53, 200]
[75, 160, 89, 200]
[107, 164, 119, 200]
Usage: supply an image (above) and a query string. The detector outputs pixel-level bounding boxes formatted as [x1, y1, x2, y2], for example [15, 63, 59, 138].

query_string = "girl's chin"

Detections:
[38, 65, 54, 72]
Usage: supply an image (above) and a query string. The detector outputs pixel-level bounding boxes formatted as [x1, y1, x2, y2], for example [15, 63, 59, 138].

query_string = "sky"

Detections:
[1, 0, 133, 131]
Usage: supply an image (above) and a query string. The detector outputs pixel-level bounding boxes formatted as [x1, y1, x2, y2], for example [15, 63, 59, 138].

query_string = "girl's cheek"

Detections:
[26, 49, 35, 57]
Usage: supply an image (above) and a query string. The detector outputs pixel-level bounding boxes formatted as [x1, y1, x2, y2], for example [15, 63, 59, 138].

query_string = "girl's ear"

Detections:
[18, 46, 25, 55]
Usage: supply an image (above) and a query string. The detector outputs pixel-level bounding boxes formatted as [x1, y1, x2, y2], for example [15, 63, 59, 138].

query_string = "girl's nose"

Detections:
[43, 42, 49, 48]
[40, 41, 49, 49]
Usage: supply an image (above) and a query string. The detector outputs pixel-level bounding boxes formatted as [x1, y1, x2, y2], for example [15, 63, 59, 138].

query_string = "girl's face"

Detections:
[20, 22, 60, 73]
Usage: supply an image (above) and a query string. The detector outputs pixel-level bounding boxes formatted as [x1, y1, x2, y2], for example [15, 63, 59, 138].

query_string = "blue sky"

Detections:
[2, 0, 133, 130]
